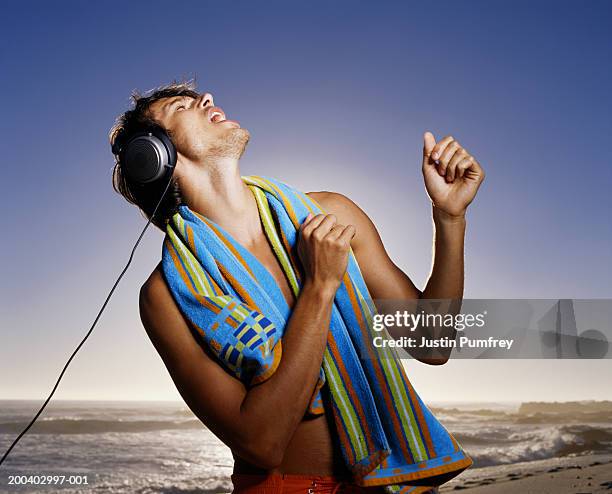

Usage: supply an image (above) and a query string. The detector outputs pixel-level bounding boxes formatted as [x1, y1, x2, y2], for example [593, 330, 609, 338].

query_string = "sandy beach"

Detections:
[440, 454, 612, 493]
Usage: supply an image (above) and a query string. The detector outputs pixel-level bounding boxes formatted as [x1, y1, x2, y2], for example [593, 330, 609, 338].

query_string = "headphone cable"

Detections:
[0, 177, 174, 467]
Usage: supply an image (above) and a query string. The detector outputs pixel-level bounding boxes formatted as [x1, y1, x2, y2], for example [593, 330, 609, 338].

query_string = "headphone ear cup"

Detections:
[121, 128, 177, 185]
[153, 128, 177, 174]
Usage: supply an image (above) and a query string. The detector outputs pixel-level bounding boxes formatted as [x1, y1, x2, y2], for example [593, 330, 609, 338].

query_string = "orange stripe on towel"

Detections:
[342, 270, 415, 463]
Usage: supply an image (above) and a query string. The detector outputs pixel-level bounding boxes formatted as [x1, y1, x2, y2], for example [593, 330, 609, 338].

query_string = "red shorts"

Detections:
[230, 472, 439, 494]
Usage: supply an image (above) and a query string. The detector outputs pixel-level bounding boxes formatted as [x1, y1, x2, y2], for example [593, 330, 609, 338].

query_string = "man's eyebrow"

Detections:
[163, 96, 189, 113]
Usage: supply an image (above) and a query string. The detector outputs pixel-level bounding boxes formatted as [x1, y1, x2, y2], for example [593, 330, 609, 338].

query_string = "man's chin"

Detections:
[232, 127, 251, 152]
[230, 126, 250, 141]
[207, 127, 250, 160]
[229, 127, 250, 156]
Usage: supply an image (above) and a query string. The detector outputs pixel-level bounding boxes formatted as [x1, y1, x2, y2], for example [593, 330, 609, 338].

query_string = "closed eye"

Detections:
[173, 97, 195, 112]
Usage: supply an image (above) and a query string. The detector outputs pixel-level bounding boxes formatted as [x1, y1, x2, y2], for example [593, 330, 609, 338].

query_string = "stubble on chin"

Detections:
[207, 128, 251, 160]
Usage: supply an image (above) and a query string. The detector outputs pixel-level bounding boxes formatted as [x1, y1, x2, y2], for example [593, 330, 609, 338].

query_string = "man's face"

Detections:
[148, 92, 250, 164]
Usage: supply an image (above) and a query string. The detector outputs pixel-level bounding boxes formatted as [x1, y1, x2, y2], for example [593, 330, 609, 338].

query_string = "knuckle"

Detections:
[310, 229, 325, 241]
[313, 230, 325, 241]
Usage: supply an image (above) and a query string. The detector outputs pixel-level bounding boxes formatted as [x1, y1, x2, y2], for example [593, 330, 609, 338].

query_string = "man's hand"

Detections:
[422, 132, 485, 218]
[297, 213, 356, 295]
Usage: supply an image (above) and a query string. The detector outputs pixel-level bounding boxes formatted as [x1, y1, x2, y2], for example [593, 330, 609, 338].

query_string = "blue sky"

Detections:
[1, 0, 611, 402]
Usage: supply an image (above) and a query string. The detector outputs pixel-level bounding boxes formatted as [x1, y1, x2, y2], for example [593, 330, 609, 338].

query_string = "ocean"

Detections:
[0, 400, 611, 493]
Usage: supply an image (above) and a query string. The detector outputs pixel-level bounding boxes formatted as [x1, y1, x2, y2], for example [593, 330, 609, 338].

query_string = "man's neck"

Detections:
[175, 157, 262, 246]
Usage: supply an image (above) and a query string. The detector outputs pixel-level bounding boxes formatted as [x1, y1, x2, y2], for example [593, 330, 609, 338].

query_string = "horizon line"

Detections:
[1, 397, 610, 404]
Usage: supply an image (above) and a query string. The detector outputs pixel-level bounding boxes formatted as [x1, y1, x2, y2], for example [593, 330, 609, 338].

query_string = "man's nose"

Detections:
[199, 92, 214, 108]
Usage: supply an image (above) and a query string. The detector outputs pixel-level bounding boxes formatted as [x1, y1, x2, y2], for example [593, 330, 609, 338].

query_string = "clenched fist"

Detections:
[297, 213, 356, 292]
[422, 132, 485, 218]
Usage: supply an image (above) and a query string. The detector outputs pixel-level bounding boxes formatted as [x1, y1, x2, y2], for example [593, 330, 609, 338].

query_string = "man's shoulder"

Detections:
[139, 261, 165, 308]
[138, 261, 186, 342]
[305, 190, 361, 220]
[306, 190, 367, 225]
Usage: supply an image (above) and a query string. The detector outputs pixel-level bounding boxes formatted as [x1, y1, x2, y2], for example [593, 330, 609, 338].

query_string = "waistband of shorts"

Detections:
[230, 473, 440, 493]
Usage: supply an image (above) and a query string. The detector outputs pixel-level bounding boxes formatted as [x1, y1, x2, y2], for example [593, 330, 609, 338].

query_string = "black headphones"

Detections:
[112, 125, 177, 186]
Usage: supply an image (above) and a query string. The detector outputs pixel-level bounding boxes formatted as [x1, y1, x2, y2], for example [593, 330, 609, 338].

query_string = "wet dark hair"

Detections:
[109, 80, 200, 230]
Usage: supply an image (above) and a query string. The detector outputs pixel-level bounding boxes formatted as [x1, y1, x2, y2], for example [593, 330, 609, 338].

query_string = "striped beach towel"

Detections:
[161, 175, 473, 493]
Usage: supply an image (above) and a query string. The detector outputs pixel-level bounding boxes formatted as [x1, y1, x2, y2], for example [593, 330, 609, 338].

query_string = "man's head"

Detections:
[110, 80, 250, 230]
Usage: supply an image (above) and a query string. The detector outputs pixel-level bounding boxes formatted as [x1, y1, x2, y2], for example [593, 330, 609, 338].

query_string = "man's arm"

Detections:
[306, 190, 420, 301]
[307, 192, 466, 364]
[422, 206, 466, 300]
[139, 214, 355, 469]
[306, 133, 483, 303]
[306, 191, 467, 301]
[306, 134, 484, 365]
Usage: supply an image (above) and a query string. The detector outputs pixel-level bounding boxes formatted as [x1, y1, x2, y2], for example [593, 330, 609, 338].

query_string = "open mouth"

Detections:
[207, 106, 226, 123]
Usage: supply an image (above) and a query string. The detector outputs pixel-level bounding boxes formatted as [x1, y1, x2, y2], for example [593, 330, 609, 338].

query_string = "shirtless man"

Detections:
[110, 81, 485, 486]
